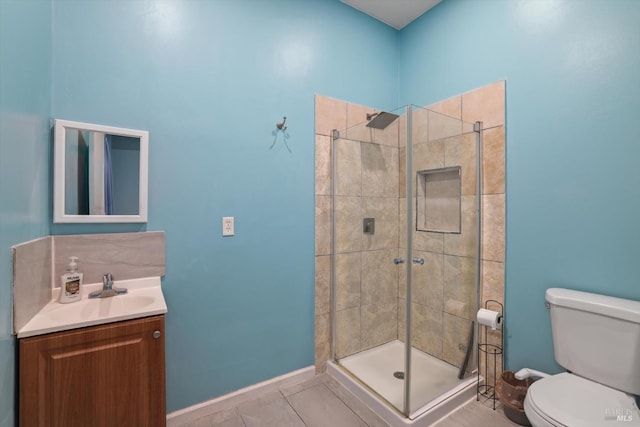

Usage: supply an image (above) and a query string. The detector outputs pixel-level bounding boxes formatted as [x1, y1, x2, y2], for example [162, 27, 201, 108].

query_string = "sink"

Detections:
[43, 295, 156, 321]
[17, 276, 167, 338]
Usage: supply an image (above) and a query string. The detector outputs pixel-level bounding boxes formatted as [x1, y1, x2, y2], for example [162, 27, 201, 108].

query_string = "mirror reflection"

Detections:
[54, 119, 148, 223]
[64, 130, 140, 216]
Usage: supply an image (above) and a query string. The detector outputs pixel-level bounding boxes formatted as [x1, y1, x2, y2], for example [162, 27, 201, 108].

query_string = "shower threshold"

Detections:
[328, 340, 477, 426]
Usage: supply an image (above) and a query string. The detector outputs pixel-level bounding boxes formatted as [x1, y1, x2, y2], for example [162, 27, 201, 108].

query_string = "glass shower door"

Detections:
[331, 106, 406, 413]
[404, 105, 480, 418]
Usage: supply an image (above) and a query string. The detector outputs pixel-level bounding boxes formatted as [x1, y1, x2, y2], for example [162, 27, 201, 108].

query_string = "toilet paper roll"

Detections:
[477, 308, 503, 330]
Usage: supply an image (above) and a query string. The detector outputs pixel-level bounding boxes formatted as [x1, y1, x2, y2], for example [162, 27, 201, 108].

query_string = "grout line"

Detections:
[322, 380, 376, 427]
[281, 388, 310, 427]
[322, 380, 377, 426]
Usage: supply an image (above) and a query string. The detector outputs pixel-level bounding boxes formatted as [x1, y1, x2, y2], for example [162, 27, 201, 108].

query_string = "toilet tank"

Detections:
[546, 288, 640, 396]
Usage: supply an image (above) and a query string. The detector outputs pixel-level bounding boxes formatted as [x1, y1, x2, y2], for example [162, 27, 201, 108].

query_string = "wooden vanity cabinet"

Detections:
[19, 315, 166, 427]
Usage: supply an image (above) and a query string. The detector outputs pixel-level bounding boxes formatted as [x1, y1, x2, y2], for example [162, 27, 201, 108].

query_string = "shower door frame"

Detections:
[403, 105, 414, 415]
[404, 115, 484, 419]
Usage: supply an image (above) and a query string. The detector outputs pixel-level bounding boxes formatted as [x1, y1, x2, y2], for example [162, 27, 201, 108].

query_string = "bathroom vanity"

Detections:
[14, 115, 164, 425]
[19, 316, 165, 427]
[15, 276, 167, 427]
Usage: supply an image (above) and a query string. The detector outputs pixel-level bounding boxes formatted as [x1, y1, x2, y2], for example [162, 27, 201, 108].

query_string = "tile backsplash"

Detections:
[53, 231, 165, 286]
[12, 236, 52, 334]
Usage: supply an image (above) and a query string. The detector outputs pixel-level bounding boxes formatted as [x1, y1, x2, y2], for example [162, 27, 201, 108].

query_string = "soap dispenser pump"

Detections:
[59, 256, 83, 303]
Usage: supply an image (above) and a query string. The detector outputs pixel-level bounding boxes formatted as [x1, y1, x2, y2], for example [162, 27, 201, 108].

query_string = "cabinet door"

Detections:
[20, 315, 165, 427]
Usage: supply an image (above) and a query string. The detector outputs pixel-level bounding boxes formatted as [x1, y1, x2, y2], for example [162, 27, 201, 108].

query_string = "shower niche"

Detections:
[416, 166, 461, 234]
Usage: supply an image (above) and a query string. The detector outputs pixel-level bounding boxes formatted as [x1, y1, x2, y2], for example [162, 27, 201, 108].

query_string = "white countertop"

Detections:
[17, 276, 167, 338]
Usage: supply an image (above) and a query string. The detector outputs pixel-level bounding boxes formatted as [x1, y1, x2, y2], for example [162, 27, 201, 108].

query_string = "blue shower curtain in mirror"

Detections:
[104, 134, 114, 214]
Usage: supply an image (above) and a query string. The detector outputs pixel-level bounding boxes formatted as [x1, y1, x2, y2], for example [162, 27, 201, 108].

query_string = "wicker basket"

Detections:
[496, 371, 535, 426]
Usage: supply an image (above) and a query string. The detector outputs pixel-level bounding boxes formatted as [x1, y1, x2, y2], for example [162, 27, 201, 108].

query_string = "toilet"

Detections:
[517, 288, 640, 427]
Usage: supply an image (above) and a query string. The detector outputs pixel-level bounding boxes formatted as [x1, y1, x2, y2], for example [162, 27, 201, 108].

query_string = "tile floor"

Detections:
[180, 374, 521, 427]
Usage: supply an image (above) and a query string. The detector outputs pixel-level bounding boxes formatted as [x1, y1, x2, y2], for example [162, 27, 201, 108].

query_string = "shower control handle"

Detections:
[393, 258, 405, 265]
[412, 258, 425, 265]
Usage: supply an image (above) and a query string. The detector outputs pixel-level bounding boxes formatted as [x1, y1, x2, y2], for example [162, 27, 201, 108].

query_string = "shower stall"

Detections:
[328, 105, 482, 424]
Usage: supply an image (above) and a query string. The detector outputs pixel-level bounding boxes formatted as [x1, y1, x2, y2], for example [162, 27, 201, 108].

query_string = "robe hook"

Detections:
[276, 116, 287, 131]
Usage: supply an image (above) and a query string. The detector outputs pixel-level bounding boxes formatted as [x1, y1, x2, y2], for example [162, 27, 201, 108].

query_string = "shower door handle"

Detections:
[394, 258, 424, 265]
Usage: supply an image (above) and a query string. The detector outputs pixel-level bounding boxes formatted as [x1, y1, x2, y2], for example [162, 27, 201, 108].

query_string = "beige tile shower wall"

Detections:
[314, 95, 400, 372]
[12, 236, 52, 334]
[462, 81, 506, 379]
[315, 95, 341, 372]
[398, 81, 505, 376]
[434, 81, 505, 375]
[399, 105, 476, 370]
[333, 132, 400, 358]
[315, 125, 333, 373]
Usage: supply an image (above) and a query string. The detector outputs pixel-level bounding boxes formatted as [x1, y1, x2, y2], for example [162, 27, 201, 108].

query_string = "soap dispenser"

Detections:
[59, 256, 83, 303]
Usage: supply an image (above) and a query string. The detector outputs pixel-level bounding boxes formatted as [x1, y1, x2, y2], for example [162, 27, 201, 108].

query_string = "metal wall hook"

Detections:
[270, 116, 291, 152]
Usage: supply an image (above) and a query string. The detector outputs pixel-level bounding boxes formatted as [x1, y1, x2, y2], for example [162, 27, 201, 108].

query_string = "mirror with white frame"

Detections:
[53, 119, 149, 223]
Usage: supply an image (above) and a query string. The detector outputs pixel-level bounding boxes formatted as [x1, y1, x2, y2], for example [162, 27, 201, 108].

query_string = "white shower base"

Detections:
[328, 340, 477, 426]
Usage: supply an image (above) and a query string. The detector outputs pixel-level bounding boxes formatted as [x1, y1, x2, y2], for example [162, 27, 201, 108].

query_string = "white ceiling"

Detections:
[340, 0, 442, 30]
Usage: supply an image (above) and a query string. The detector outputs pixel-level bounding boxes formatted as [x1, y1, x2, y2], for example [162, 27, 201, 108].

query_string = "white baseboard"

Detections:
[166, 366, 315, 426]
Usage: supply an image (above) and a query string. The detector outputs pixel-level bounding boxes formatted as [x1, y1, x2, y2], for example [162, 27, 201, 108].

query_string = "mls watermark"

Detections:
[604, 408, 635, 422]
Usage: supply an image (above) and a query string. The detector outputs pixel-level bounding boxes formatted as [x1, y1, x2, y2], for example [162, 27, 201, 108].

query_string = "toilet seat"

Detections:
[524, 372, 640, 427]
[524, 396, 564, 427]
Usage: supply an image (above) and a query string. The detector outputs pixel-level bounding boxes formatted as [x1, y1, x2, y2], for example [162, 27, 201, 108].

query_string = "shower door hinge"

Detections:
[473, 121, 483, 132]
[332, 129, 340, 139]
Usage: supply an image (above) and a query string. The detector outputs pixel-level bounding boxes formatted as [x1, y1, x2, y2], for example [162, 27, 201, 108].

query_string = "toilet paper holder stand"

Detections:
[477, 299, 504, 410]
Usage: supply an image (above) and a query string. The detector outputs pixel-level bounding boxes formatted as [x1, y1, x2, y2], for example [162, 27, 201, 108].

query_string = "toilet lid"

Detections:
[527, 373, 640, 426]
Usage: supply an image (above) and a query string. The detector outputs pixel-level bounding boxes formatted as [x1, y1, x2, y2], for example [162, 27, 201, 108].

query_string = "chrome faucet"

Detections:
[88, 273, 128, 298]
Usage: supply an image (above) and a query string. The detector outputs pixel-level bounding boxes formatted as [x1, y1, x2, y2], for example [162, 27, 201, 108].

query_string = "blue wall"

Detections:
[50, 0, 397, 413]
[0, 1, 53, 426]
[399, 0, 640, 374]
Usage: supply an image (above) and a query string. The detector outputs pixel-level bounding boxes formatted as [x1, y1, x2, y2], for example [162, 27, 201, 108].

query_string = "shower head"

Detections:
[366, 111, 399, 130]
